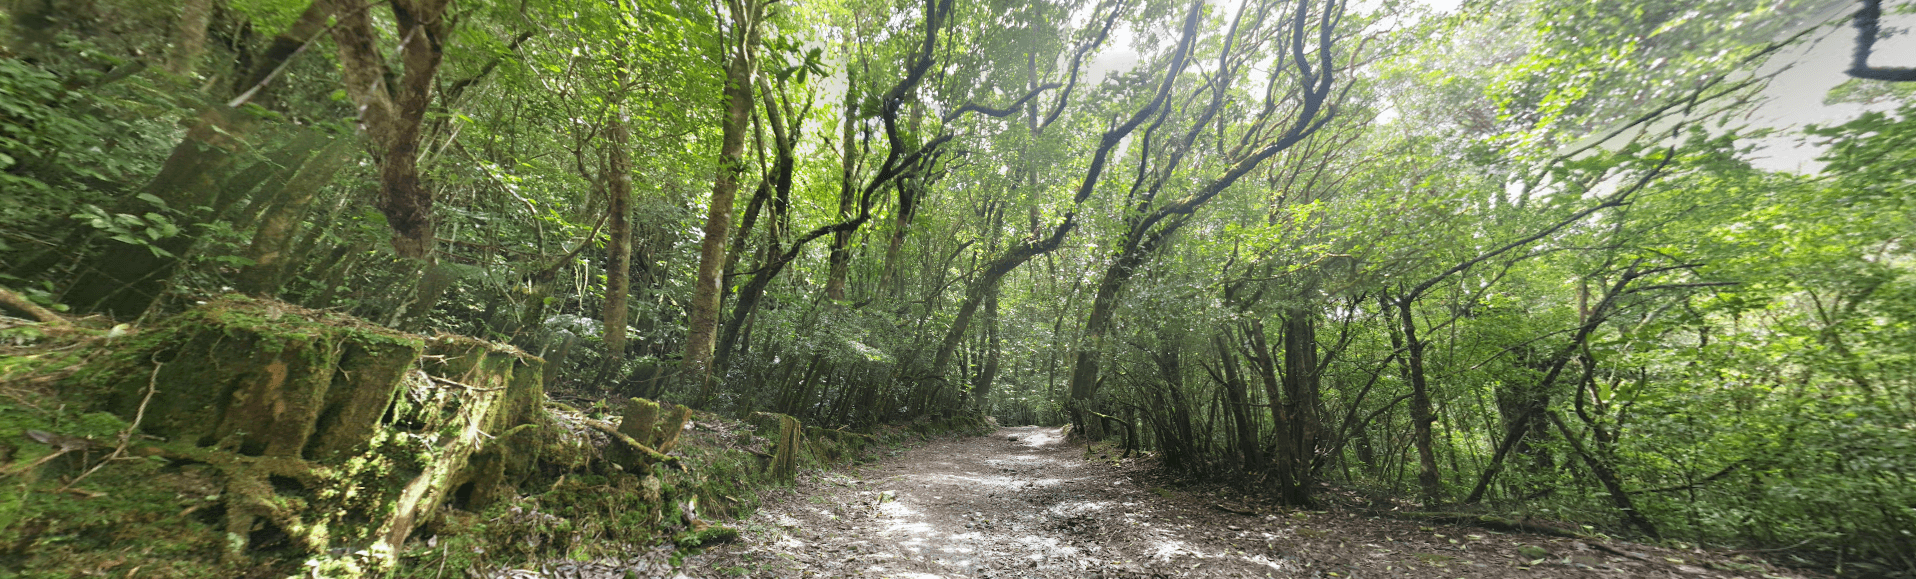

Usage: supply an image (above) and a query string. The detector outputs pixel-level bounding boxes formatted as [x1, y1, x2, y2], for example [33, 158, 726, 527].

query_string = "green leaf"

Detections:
[135, 193, 169, 210]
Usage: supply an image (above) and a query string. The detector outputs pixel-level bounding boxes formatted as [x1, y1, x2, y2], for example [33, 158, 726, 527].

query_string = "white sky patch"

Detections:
[1742, 4, 1916, 173]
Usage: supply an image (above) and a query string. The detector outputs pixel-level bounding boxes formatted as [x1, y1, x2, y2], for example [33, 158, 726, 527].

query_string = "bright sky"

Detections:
[1743, 3, 1916, 172]
[1078, 0, 1912, 174]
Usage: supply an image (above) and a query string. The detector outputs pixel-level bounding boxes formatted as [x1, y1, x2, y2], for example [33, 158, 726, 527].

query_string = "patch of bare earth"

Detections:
[675, 427, 1819, 579]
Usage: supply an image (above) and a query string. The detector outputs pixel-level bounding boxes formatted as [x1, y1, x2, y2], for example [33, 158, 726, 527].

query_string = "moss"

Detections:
[4, 297, 1000, 578]
[0, 297, 557, 577]
[673, 525, 739, 549]
[306, 339, 423, 459]
[81, 296, 431, 459]
[607, 398, 660, 471]
[0, 401, 230, 578]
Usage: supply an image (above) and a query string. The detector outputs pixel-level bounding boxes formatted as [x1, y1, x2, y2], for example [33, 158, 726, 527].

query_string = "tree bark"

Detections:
[1065, 0, 1342, 436]
[1276, 311, 1321, 505]
[879, 177, 918, 298]
[324, 0, 456, 259]
[601, 115, 634, 384]
[236, 136, 354, 296]
[1213, 334, 1263, 472]
[395, 261, 456, 331]
[824, 80, 859, 303]
[1464, 264, 1645, 504]
[688, 0, 764, 406]
[713, 78, 804, 377]
[967, 289, 1001, 409]
[1389, 293, 1445, 502]
[1548, 410, 1661, 537]
[165, 0, 215, 75]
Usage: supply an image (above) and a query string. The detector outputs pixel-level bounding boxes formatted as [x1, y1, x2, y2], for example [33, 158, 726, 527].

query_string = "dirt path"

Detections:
[676, 427, 1817, 579]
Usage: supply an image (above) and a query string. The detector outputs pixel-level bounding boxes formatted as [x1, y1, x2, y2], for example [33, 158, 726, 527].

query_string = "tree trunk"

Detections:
[236, 136, 354, 296]
[396, 261, 456, 332]
[1066, 230, 1162, 439]
[878, 101, 927, 299]
[968, 289, 1001, 409]
[930, 223, 1067, 385]
[688, 0, 763, 406]
[1213, 334, 1263, 472]
[1062, 0, 1341, 438]
[600, 116, 634, 384]
[1548, 411, 1660, 537]
[713, 78, 803, 378]
[1464, 267, 1643, 504]
[824, 78, 859, 303]
[1150, 341, 1197, 471]
[879, 177, 917, 298]
[1495, 346, 1557, 494]
[165, 0, 214, 75]
[779, 354, 825, 415]
[1388, 293, 1445, 502]
[324, 0, 456, 258]
[1276, 311, 1321, 505]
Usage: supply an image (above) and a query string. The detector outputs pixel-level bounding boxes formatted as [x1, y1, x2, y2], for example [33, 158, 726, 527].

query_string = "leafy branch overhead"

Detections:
[0, 0, 1911, 575]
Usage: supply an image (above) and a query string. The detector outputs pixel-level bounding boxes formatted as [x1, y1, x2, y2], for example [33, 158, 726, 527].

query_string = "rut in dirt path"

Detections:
[687, 426, 1822, 579]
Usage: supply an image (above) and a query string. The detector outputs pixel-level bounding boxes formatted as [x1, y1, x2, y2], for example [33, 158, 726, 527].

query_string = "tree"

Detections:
[1066, 0, 1351, 438]
[325, 0, 459, 259]
[686, 0, 771, 404]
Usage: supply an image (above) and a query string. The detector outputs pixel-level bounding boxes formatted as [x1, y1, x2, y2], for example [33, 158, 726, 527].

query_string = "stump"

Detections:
[81, 297, 547, 572]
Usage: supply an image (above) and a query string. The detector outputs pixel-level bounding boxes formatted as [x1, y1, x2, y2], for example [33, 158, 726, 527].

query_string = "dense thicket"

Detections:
[2, 0, 1911, 573]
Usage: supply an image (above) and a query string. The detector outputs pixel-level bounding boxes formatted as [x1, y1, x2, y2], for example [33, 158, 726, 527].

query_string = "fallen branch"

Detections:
[0, 287, 68, 326]
[429, 374, 504, 392]
[1212, 503, 1262, 517]
[585, 419, 680, 466]
[1590, 543, 1653, 562]
[1388, 511, 1591, 539]
[1, 441, 80, 477]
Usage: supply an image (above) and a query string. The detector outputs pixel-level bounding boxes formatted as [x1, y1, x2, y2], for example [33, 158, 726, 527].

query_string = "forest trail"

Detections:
[670, 427, 1816, 579]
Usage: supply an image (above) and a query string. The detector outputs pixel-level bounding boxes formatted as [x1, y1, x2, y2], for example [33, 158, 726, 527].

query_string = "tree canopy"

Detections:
[2, 0, 1912, 572]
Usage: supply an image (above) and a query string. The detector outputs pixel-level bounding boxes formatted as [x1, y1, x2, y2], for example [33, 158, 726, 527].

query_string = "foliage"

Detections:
[0, 0, 1909, 575]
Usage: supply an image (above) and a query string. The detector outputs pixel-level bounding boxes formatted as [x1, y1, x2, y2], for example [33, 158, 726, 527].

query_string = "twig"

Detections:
[1724, 537, 1816, 555]
[428, 374, 504, 392]
[60, 360, 160, 492]
[0, 447, 75, 478]
[1212, 503, 1262, 516]
[1590, 543, 1653, 562]
[0, 287, 68, 326]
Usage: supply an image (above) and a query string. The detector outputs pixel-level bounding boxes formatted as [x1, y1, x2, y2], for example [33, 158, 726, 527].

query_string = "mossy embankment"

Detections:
[0, 296, 990, 578]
